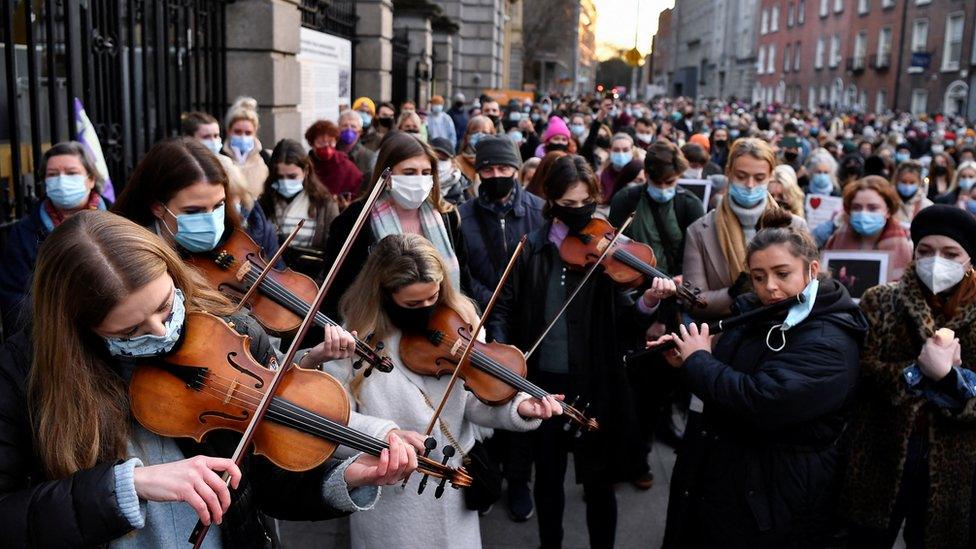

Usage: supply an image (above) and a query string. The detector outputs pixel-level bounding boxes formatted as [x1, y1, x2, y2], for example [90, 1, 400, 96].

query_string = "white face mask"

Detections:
[389, 174, 434, 210]
[437, 160, 455, 183]
[683, 167, 703, 180]
[916, 255, 968, 294]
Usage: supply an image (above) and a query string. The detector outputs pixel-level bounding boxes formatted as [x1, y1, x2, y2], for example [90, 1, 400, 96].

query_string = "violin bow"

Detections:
[523, 212, 636, 360]
[231, 219, 305, 315]
[189, 169, 392, 548]
[403, 235, 528, 494]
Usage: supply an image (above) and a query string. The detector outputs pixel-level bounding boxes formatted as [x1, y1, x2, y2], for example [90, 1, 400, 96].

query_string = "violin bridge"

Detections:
[223, 378, 239, 405]
[235, 261, 251, 283]
[450, 338, 464, 357]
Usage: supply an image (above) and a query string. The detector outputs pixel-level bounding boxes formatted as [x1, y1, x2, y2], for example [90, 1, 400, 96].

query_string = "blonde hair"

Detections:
[29, 211, 234, 478]
[725, 137, 778, 179]
[771, 164, 805, 217]
[225, 96, 260, 133]
[339, 234, 477, 396]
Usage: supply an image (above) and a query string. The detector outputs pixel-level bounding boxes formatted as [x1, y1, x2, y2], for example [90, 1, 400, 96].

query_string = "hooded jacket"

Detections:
[664, 278, 868, 548]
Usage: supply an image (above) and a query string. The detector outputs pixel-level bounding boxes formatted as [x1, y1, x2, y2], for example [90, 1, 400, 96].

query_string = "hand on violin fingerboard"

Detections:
[345, 431, 419, 487]
[517, 394, 565, 420]
[300, 326, 359, 367]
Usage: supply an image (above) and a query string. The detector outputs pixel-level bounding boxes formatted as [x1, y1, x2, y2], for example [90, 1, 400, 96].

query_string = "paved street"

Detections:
[279, 441, 676, 548]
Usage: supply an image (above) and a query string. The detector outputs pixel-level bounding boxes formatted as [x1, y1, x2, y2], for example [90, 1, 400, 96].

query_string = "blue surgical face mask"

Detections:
[359, 111, 373, 128]
[104, 288, 186, 358]
[201, 138, 222, 155]
[958, 177, 976, 192]
[809, 173, 833, 195]
[610, 151, 631, 169]
[273, 178, 303, 198]
[729, 129, 741, 139]
[468, 132, 486, 149]
[229, 135, 254, 156]
[967, 199, 976, 215]
[508, 131, 524, 143]
[895, 152, 910, 163]
[431, 104, 444, 114]
[647, 184, 676, 203]
[850, 211, 886, 236]
[766, 270, 819, 351]
[45, 174, 91, 209]
[161, 203, 226, 252]
[896, 182, 918, 200]
[570, 123, 586, 137]
[729, 182, 768, 208]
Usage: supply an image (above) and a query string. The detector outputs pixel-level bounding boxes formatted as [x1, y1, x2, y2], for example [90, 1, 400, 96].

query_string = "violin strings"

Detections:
[612, 249, 694, 301]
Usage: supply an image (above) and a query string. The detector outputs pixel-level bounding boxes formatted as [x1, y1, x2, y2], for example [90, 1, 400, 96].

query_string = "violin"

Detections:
[399, 305, 599, 433]
[559, 217, 707, 308]
[186, 229, 394, 375]
[129, 311, 470, 489]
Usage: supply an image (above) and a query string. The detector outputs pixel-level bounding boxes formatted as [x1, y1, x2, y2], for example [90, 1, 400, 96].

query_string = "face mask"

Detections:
[315, 146, 336, 161]
[595, 136, 611, 149]
[683, 168, 703, 180]
[202, 138, 222, 155]
[359, 111, 373, 128]
[550, 202, 596, 233]
[541, 104, 552, 114]
[610, 151, 631, 169]
[636, 133, 653, 144]
[487, 115, 501, 127]
[570, 124, 586, 137]
[916, 255, 968, 294]
[647, 184, 676, 203]
[931, 145, 945, 155]
[850, 211, 886, 236]
[730, 129, 741, 139]
[161, 203, 226, 253]
[105, 288, 186, 358]
[339, 129, 358, 146]
[896, 183, 918, 199]
[386, 301, 436, 334]
[967, 199, 976, 215]
[45, 174, 90, 209]
[729, 182, 768, 208]
[509, 111, 522, 122]
[766, 270, 819, 351]
[390, 174, 433, 210]
[530, 113, 541, 122]
[468, 132, 486, 149]
[931, 165, 948, 177]
[377, 116, 394, 129]
[546, 142, 569, 153]
[437, 160, 455, 184]
[273, 178, 303, 198]
[229, 135, 254, 156]
[480, 176, 516, 201]
[784, 151, 799, 162]
[508, 131, 524, 143]
[809, 173, 834, 195]
[895, 152, 910, 163]
[431, 104, 444, 114]
[959, 178, 976, 192]
[713, 139, 727, 148]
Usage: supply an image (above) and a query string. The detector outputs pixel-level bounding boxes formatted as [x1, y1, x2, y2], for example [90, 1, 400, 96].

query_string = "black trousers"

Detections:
[532, 371, 617, 549]
[485, 428, 533, 485]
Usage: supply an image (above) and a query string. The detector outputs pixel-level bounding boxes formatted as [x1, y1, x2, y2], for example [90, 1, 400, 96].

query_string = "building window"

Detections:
[942, 12, 964, 72]
[798, 0, 806, 23]
[858, 0, 868, 14]
[830, 34, 841, 67]
[877, 26, 892, 67]
[771, 5, 780, 32]
[788, 2, 795, 26]
[784, 43, 792, 71]
[858, 90, 867, 109]
[881, 0, 893, 7]
[808, 86, 816, 110]
[758, 46, 766, 74]
[834, 0, 843, 13]
[820, 85, 828, 104]
[876, 89, 887, 112]
[911, 89, 928, 115]
[768, 44, 777, 74]
[761, 9, 769, 34]
[794, 41, 802, 70]
[820, 0, 828, 17]
[911, 19, 928, 53]
[815, 37, 825, 68]
[915, 0, 931, 5]
[854, 31, 867, 69]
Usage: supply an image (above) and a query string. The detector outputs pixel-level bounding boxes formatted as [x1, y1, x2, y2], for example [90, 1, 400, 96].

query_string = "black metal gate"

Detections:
[391, 27, 409, 107]
[1, 0, 229, 224]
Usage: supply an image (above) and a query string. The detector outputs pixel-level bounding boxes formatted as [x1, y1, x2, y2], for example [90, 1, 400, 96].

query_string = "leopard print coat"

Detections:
[840, 264, 976, 548]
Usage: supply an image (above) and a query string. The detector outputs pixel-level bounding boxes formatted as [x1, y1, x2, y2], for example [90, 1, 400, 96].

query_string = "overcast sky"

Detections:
[594, 0, 674, 60]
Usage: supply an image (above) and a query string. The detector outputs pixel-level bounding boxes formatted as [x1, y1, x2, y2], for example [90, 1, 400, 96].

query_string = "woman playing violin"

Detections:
[0, 211, 415, 547]
[322, 233, 560, 549]
[486, 154, 670, 549]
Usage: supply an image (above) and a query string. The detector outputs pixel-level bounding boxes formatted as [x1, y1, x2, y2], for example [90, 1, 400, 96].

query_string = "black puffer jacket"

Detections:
[663, 278, 867, 548]
[0, 315, 349, 548]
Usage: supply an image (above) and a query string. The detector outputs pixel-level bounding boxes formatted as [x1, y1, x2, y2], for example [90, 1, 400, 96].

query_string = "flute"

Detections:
[624, 293, 805, 367]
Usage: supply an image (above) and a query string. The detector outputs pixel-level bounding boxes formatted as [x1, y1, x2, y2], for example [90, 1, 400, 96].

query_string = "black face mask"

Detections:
[595, 137, 611, 149]
[784, 151, 799, 162]
[479, 176, 516, 201]
[487, 115, 501, 127]
[377, 116, 394, 129]
[713, 140, 727, 149]
[550, 202, 596, 234]
[931, 165, 948, 177]
[547, 143, 569, 153]
[385, 300, 436, 334]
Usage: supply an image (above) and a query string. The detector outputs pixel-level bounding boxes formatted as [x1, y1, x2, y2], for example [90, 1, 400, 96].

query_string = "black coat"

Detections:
[0, 315, 348, 547]
[663, 279, 867, 548]
[486, 223, 651, 483]
[321, 198, 472, 319]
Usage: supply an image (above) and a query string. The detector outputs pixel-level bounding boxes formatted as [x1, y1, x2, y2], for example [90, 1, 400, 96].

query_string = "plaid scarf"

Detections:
[41, 192, 105, 230]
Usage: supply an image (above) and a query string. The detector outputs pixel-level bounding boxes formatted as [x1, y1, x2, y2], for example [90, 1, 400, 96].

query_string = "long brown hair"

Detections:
[29, 210, 234, 478]
[371, 131, 451, 213]
[259, 138, 334, 223]
[339, 234, 477, 397]
[113, 137, 241, 229]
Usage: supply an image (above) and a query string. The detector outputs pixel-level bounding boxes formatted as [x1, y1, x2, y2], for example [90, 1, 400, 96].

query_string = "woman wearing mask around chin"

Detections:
[892, 160, 933, 228]
[456, 115, 496, 185]
[258, 139, 340, 277]
[841, 205, 976, 549]
[487, 154, 662, 549]
[222, 97, 269, 200]
[953, 160, 976, 214]
[0, 142, 110, 335]
[823, 176, 913, 282]
[683, 138, 808, 319]
[321, 132, 472, 318]
[656, 209, 867, 548]
[0, 211, 416, 547]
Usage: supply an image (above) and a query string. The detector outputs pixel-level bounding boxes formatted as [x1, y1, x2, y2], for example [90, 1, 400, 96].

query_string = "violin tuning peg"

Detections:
[417, 437, 438, 495]
[434, 446, 456, 498]
[376, 341, 385, 351]
[352, 358, 364, 370]
[365, 332, 375, 343]
[363, 364, 375, 378]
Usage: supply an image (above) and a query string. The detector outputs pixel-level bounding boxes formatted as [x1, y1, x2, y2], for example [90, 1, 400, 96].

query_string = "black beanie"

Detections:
[474, 136, 521, 170]
[910, 204, 976, 260]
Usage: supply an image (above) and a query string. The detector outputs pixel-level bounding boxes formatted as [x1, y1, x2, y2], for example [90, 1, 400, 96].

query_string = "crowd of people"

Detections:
[1, 89, 975, 549]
